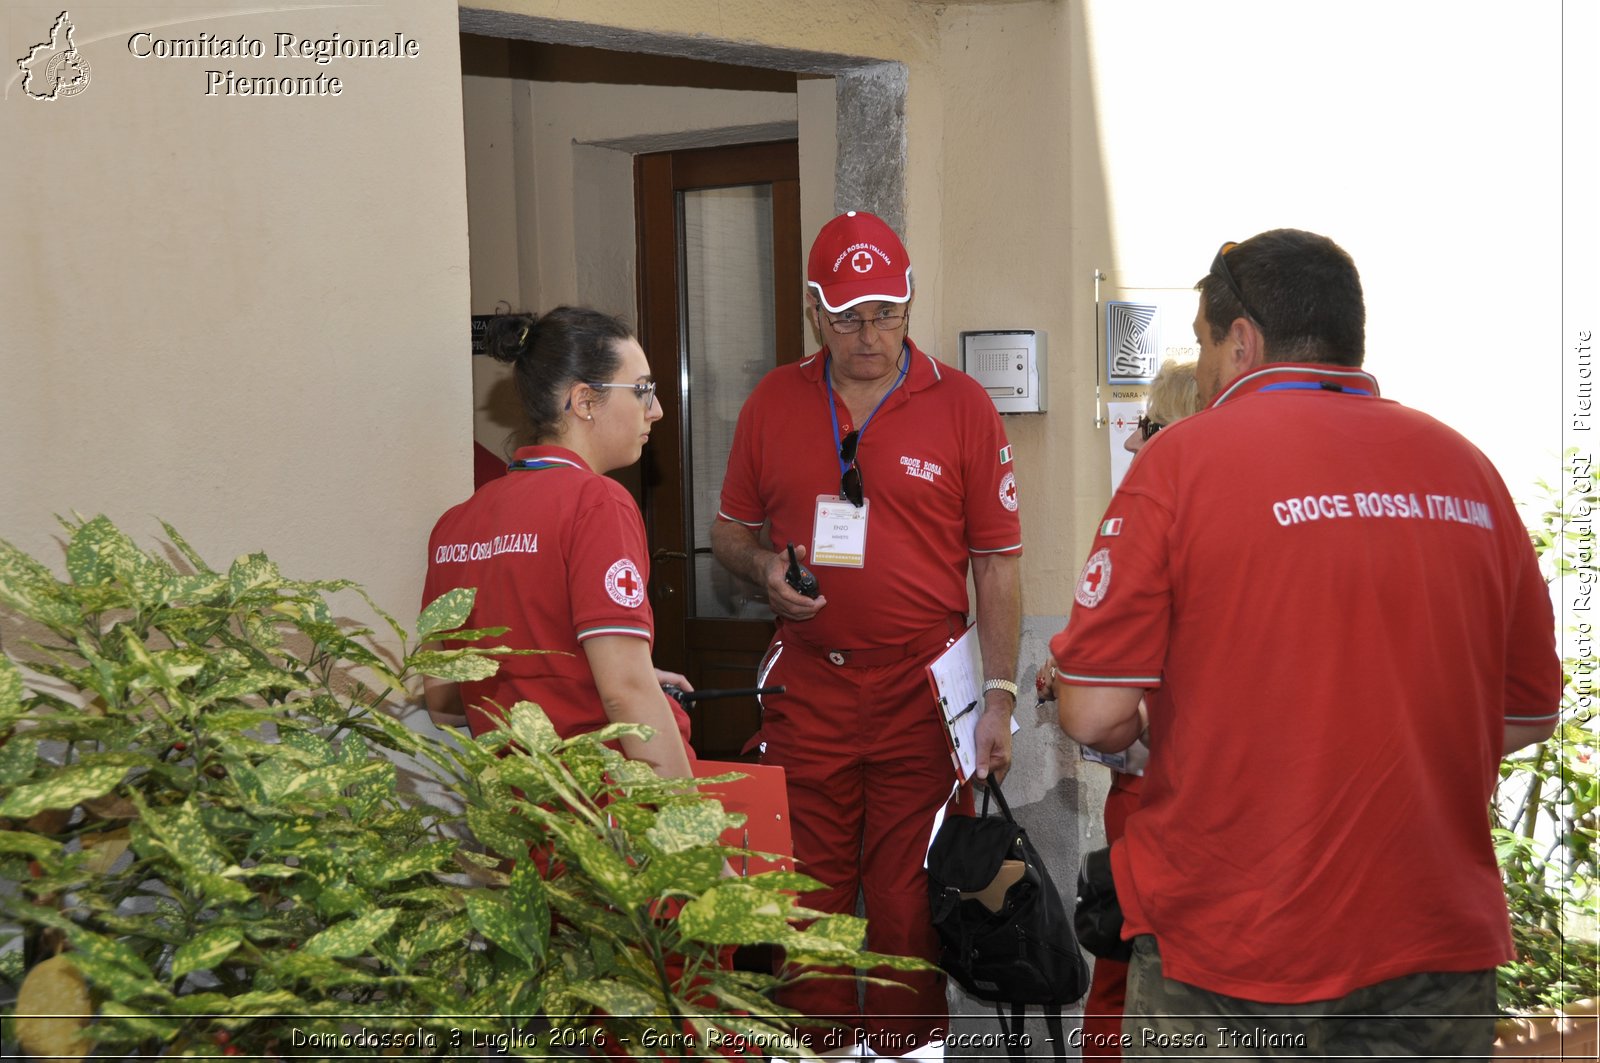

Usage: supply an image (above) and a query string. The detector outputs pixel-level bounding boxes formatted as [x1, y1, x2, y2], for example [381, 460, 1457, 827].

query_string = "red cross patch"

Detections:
[999, 471, 1019, 512]
[605, 558, 646, 608]
[1075, 548, 1112, 608]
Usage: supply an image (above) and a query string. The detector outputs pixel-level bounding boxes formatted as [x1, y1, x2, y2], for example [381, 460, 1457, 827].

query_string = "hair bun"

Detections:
[485, 313, 539, 365]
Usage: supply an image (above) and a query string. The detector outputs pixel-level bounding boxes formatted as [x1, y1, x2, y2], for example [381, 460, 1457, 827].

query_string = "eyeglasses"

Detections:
[839, 429, 864, 507]
[586, 380, 659, 406]
[1137, 415, 1163, 441]
[1211, 241, 1266, 327]
[823, 308, 907, 335]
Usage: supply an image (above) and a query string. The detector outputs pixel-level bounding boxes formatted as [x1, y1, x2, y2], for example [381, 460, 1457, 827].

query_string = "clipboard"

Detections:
[924, 625, 1022, 783]
[693, 760, 794, 877]
[925, 625, 985, 782]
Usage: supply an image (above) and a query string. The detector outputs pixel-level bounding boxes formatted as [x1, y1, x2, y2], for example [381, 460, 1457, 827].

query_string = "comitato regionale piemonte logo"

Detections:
[17, 11, 92, 100]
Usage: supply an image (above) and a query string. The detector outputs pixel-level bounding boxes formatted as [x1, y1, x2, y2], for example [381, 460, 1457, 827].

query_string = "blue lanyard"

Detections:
[1257, 381, 1372, 396]
[825, 345, 910, 478]
[507, 457, 581, 472]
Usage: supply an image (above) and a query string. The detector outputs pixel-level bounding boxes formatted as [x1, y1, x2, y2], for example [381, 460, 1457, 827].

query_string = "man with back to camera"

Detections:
[710, 210, 1023, 1050]
[1049, 229, 1561, 1057]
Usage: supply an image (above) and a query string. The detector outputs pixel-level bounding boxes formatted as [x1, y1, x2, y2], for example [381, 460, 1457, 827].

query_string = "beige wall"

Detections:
[1, 1, 471, 628]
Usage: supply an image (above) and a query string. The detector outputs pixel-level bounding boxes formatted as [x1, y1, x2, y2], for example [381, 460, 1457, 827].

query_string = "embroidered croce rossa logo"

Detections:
[605, 559, 645, 608]
[1075, 548, 1111, 608]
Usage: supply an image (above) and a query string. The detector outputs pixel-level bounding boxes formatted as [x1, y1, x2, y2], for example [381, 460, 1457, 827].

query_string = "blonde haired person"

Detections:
[1041, 357, 1200, 1059]
[1125, 358, 1200, 454]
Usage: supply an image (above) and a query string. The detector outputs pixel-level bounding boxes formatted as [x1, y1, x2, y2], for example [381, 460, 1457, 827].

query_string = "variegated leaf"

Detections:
[0, 655, 24, 710]
[278, 728, 335, 765]
[227, 553, 284, 600]
[406, 649, 501, 683]
[61, 926, 160, 994]
[533, 815, 640, 906]
[467, 804, 538, 860]
[301, 908, 398, 958]
[157, 572, 230, 605]
[506, 860, 551, 961]
[645, 799, 742, 854]
[138, 798, 225, 873]
[193, 871, 254, 905]
[677, 884, 794, 945]
[64, 515, 142, 588]
[404, 913, 474, 961]
[194, 667, 297, 708]
[0, 762, 126, 817]
[221, 988, 305, 1013]
[415, 587, 477, 640]
[0, 830, 60, 860]
[464, 891, 537, 968]
[0, 540, 80, 631]
[504, 702, 563, 753]
[639, 849, 725, 898]
[0, 735, 41, 788]
[95, 999, 182, 1039]
[565, 978, 664, 1017]
[364, 840, 454, 884]
[170, 926, 245, 979]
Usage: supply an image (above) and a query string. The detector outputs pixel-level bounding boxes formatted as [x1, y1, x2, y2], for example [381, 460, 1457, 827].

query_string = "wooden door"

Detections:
[634, 140, 803, 760]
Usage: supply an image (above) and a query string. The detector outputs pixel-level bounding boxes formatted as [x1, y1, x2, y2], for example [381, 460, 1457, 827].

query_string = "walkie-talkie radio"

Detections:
[784, 542, 820, 599]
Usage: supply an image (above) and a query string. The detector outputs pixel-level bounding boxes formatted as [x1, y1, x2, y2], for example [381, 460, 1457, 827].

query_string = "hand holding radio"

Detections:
[784, 542, 820, 599]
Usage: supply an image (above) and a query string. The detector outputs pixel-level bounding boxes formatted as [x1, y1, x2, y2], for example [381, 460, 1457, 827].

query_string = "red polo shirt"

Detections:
[1051, 363, 1561, 1002]
[423, 445, 691, 745]
[718, 340, 1022, 649]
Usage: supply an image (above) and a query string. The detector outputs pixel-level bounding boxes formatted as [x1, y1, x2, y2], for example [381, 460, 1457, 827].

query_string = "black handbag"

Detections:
[1074, 845, 1133, 962]
[927, 778, 1089, 1061]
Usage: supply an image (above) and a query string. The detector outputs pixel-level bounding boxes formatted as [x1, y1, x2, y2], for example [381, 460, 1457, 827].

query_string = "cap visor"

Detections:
[809, 271, 912, 313]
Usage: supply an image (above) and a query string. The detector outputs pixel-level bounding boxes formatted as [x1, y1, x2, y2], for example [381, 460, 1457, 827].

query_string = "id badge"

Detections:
[810, 495, 868, 568]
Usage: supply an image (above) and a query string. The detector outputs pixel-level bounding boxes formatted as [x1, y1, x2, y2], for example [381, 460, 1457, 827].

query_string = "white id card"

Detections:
[810, 495, 868, 567]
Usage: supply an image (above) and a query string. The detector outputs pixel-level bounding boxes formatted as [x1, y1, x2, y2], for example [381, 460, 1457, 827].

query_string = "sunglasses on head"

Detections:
[1211, 241, 1266, 327]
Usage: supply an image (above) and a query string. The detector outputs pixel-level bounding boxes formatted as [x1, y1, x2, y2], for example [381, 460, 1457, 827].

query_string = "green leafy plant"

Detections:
[1495, 452, 1600, 1012]
[0, 516, 921, 1058]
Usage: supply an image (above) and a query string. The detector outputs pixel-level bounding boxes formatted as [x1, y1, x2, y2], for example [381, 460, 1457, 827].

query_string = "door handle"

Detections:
[652, 549, 689, 561]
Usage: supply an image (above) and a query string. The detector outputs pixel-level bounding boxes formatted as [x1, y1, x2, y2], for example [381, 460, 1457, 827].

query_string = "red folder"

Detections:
[694, 760, 793, 877]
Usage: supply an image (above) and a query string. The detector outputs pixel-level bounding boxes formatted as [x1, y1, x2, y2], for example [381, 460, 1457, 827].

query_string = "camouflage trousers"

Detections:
[1121, 934, 1497, 1060]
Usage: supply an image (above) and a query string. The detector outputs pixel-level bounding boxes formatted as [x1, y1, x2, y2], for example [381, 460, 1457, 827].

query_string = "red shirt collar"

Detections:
[1210, 363, 1381, 408]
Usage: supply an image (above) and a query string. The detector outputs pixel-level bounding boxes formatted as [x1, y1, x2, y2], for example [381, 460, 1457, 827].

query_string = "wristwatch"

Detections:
[983, 679, 1020, 699]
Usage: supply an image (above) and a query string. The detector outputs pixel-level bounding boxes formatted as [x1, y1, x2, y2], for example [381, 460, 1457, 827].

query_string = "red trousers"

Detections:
[758, 638, 964, 1053]
[1081, 772, 1142, 1058]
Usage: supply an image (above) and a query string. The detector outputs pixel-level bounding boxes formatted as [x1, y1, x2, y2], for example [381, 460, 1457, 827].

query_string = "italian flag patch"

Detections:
[1100, 518, 1123, 536]
[999, 445, 1013, 465]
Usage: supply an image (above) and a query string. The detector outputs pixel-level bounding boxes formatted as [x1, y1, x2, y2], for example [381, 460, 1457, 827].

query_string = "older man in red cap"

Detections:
[711, 210, 1023, 1050]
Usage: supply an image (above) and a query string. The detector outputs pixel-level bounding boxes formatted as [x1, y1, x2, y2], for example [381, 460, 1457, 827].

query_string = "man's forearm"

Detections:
[972, 553, 1022, 701]
[709, 518, 767, 584]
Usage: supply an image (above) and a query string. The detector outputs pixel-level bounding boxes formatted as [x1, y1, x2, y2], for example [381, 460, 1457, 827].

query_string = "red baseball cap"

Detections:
[806, 210, 913, 312]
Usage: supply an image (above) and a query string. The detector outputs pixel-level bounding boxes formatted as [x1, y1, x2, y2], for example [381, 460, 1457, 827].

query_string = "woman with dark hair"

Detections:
[421, 307, 695, 778]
